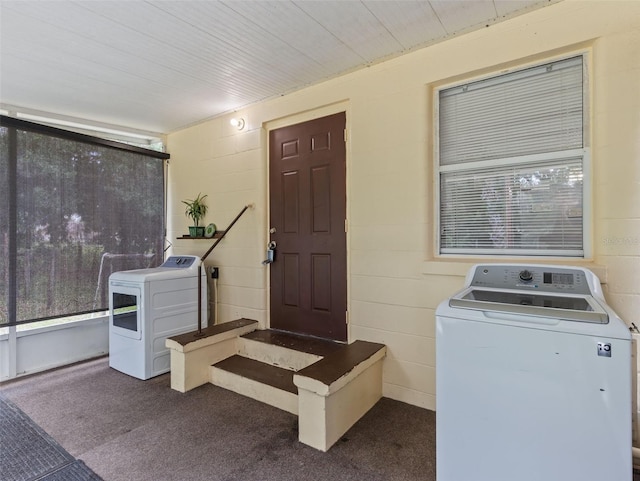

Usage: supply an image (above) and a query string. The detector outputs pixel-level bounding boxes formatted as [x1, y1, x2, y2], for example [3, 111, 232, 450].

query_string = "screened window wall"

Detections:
[0, 116, 168, 326]
[437, 55, 588, 257]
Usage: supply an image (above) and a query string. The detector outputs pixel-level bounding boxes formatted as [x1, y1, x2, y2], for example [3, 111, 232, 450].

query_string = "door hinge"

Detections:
[346, 310, 350, 324]
[344, 218, 348, 233]
[344, 128, 348, 143]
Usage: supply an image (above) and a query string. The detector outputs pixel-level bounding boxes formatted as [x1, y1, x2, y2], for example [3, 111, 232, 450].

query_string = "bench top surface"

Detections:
[297, 340, 385, 386]
[167, 318, 258, 347]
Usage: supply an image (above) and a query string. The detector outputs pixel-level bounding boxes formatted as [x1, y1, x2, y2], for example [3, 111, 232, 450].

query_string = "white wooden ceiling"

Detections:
[0, 0, 557, 134]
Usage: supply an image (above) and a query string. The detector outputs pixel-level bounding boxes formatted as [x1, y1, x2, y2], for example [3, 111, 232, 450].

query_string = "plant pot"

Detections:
[189, 226, 205, 237]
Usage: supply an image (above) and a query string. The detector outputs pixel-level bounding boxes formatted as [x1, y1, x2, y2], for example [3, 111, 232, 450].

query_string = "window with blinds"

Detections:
[437, 55, 587, 256]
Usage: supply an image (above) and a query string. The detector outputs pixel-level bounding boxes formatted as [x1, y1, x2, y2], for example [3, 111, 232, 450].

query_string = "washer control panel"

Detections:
[468, 265, 593, 295]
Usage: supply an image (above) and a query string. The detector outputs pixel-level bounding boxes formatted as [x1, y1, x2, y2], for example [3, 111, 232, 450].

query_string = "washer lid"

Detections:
[450, 287, 608, 324]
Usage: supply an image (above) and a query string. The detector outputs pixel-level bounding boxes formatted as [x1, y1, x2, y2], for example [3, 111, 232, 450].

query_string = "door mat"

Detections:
[0, 396, 102, 481]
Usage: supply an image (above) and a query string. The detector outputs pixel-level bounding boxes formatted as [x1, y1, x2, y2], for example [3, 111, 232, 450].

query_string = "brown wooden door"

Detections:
[269, 112, 347, 341]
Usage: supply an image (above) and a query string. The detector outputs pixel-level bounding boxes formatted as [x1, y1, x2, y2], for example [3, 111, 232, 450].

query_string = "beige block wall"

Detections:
[166, 0, 640, 411]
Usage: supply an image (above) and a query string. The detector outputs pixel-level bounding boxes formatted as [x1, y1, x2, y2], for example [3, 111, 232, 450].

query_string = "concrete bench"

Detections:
[167, 323, 386, 452]
[165, 318, 258, 393]
[294, 340, 387, 451]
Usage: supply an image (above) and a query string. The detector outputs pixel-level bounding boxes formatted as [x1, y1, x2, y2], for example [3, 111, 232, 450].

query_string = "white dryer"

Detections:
[109, 255, 207, 380]
[436, 264, 632, 481]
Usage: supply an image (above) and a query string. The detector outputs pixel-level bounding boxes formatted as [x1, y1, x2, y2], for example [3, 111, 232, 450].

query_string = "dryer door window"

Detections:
[113, 293, 138, 331]
[110, 285, 142, 340]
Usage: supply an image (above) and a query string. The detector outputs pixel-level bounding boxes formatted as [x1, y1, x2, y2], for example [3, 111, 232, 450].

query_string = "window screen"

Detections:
[0, 118, 167, 326]
[437, 56, 587, 256]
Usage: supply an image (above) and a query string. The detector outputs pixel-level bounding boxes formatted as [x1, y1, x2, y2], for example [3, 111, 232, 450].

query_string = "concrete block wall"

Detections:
[166, 0, 640, 412]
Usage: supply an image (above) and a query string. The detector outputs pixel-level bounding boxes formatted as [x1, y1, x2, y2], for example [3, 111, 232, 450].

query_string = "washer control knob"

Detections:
[519, 269, 534, 282]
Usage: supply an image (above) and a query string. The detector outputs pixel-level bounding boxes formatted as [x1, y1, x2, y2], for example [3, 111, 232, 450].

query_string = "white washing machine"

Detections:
[436, 264, 632, 481]
[109, 255, 207, 380]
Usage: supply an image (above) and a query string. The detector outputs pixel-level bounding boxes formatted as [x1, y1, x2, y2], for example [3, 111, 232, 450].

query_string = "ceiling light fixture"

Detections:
[230, 117, 245, 130]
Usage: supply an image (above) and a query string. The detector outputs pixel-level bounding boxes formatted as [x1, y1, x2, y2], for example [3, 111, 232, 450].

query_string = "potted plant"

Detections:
[182, 193, 208, 237]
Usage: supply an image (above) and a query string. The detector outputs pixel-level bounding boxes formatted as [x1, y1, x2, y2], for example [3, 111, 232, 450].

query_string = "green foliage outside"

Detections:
[0, 126, 164, 325]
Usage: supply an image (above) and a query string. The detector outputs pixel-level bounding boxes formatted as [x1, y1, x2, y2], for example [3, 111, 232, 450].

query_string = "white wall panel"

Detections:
[350, 301, 435, 338]
[0, 318, 108, 381]
[383, 357, 436, 394]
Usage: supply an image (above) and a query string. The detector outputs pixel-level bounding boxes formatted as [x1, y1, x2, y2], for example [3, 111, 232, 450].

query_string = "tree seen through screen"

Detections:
[0, 126, 164, 325]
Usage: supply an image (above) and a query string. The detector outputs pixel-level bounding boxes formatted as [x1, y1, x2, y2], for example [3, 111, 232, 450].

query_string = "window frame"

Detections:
[0, 115, 169, 327]
[433, 53, 591, 259]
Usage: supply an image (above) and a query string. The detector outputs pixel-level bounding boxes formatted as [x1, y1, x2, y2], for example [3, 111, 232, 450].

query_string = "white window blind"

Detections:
[438, 56, 586, 256]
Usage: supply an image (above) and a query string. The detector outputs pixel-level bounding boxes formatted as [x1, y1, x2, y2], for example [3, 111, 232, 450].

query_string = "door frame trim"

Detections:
[264, 101, 350, 341]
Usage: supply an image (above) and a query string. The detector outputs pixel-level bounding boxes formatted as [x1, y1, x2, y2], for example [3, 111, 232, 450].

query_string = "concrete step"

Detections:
[170, 324, 387, 451]
[236, 329, 342, 371]
[210, 354, 298, 414]
[210, 330, 343, 415]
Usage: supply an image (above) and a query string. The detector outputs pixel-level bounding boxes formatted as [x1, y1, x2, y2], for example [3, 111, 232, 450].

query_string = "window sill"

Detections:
[0, 313, 109, 341]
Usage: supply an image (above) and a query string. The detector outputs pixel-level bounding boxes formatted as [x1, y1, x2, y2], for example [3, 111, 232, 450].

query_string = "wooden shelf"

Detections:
[178, 230, 226, 240]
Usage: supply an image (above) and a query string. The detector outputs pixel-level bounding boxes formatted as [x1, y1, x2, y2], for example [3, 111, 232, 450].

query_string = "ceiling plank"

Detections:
[0, 0, 557, 132]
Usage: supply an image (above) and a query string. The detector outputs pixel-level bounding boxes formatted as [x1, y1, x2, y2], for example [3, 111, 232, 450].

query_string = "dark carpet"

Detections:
[36, 460, 103, 481]
[0, 357, 436, 481]
[0, 396, 102, 481]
